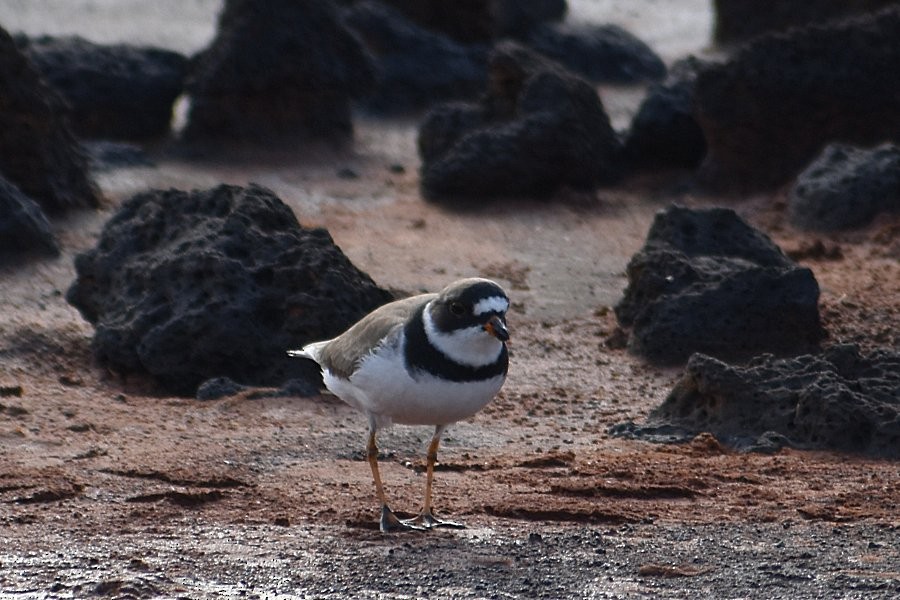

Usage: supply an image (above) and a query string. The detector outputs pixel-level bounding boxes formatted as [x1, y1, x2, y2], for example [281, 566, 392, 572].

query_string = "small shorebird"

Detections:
[289, 278, 510, 531]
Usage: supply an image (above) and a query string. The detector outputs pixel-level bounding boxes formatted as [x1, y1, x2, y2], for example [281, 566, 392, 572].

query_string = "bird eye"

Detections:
[449, 301, 466, 316]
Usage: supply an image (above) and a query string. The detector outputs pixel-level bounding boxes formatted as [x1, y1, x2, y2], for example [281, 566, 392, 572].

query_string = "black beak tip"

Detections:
[485, 315, 510, 342]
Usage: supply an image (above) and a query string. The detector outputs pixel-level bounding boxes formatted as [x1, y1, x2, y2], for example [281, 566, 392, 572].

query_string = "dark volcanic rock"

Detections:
[418, 42, 622, 200]
[195, 377, 249, 401]
[184, 0, 375, 144]
[789, 143, 900, 231]
[647, 345, 900, 457]
[16, 35, 188, 140]
[341, 1, 487, 113]
[615, 205, 823, 364]
[694, 8, 900, 193]
[491, 0, 569, 38]
[624, 56, 707, 169]
[713, 0, 900, 44]
[83, 141, 153, 172]
[417, 101, 489, 165]
[378, 1, 662, 85]
[0, 176, 59, 258]
[195, 375, 320, 401]
[522, 22, 665, 84]
[0, 26, 101, 213]
[66, 184, 393, 396]
[380, 0, 567, 43]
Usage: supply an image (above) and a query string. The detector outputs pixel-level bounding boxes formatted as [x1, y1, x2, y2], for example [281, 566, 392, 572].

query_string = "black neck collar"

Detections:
[404, 305, 508, 382]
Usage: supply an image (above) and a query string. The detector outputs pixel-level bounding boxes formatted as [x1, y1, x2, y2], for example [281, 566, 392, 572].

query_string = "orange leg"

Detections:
[404, 425, 464, 529]
[366, 423, 422, 532]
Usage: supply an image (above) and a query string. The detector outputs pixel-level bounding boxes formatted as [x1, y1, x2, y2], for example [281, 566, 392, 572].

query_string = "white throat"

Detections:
[422, 301, 504, 368]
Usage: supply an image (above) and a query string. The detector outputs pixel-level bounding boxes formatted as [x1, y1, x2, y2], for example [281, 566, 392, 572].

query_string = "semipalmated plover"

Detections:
[289, 278, 510, 532]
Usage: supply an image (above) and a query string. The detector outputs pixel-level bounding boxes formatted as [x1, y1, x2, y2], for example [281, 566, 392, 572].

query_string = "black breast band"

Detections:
[403, 305, 508, 382]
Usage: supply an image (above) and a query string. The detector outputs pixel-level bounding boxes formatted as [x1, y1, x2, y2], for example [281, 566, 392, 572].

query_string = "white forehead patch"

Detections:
[473, 295, 509, 316]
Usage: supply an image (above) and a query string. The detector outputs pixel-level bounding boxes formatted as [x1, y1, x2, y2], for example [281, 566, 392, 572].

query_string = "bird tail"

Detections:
[286, 341, 328, 363]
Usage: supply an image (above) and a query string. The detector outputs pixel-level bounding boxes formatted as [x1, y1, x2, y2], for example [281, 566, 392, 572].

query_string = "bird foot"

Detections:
[380, 505, 426, 533]
[402, 508, 465, 530]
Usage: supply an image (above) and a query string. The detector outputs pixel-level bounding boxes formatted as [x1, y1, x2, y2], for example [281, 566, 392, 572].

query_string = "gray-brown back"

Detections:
[315, 293, 436, 379]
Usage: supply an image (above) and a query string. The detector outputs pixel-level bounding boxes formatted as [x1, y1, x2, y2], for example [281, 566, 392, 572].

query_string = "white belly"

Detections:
[321, 341, 505, 427]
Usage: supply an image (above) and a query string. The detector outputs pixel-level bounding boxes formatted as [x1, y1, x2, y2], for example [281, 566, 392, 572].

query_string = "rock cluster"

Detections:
[17, 35, 188, 141]
[418, 42, 622, 200]
[615, 205, 824, 364]
[649, 345, 900, 458]
[184, 0, 374, 143]
[67, 184, 393, 396]
[789, 143, 900, 231]
[695, 7, 900, 192]
[0, 26, 100, 215]
[341, 1, 488, 113]
[343, 0, 664, 115]
[624, 57, 707, 169]
[522, 22, 665, 84]
[0, 176, 59, 258]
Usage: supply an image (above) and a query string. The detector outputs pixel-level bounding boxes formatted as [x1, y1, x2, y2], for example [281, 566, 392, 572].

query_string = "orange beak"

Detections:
[483, 315, 510, 342]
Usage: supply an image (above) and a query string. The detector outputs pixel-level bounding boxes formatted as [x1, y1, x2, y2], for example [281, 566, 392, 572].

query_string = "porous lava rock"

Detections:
[615, 205, 823, 364]
[418, 42, 622, 200]
[649, 345, 900, 457]
[183, 0, 375, 144]
[789, 143, 900, 232]
[0, 175, 59, 258]
[713, 0, 900, 44]
[522, 22, 665, 84]
[624, 56, 707, 169]
[694, 7, 900, 193]
[17, 35, 188, 141]
[66, 184, 393, 396]
[379, 0, 567, 44]
[0, 26, 100, 213]
[341, 1, 487, 113]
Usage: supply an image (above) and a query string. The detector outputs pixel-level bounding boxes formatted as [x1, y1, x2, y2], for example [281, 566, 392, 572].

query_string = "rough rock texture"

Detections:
[379, 0, 567, 43]
[0, 26, 101, 213]
[624, 57, 707, 169]
[694, 8, 900, 193]
[66, 184, 393, 396]
[523, 22, 665, 84]
[615, 205, 824, 364]
[789, 143, 900, 231]
[17, 35, 188, 141]
[0, 175, 59, 258]
[648, 345, 900, 458]
[341, 1, 487, 113]
[418, 42, 622, 200]
[713, 0, 900, 44]
[184, 0, 375, 143]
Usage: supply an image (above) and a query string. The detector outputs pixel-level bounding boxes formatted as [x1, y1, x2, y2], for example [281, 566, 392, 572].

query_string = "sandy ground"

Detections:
[2, 2, 900, 599]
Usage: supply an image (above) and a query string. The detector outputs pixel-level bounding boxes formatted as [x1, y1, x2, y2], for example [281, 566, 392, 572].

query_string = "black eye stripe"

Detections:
[430, 281, 510, 333]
